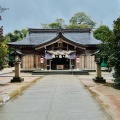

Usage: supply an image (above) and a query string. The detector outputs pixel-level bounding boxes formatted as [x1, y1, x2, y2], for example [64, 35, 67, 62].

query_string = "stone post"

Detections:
[10, 50, 24, 82]
[14, 62, 20, 78]
[93, 63, 106, 83]
[11, 61, 24, 83]
[96, 63, 101, 78]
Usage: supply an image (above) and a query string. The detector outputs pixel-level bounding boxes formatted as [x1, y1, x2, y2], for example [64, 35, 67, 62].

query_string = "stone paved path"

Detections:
[0, 75, 109, 120]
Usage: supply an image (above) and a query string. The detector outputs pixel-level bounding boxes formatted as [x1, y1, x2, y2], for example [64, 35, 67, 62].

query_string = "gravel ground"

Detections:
[77, 72, 120, 120]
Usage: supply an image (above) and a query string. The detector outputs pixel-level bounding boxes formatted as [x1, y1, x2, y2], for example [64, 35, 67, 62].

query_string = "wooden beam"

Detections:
[35, 38, 86, 50]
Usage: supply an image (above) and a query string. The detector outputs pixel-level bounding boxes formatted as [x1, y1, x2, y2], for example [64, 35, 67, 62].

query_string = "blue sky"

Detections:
[0, 0, 120, 34]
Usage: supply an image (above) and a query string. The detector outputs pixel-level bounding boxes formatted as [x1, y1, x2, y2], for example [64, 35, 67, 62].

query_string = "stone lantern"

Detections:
[10, 50, 24, 82]
[92, 51, 106, 83]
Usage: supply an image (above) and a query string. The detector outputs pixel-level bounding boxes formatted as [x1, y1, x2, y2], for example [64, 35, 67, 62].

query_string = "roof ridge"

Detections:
[28, 28, 91, 33]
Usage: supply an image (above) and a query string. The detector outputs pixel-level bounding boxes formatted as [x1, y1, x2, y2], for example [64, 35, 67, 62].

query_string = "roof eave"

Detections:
[61, 34, 85, 48]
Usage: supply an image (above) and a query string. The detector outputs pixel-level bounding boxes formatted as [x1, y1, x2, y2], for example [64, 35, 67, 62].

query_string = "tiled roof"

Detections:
[8, 32, 58, 46]
[63, 32, 101, 45]
[7, 28, 101, 46]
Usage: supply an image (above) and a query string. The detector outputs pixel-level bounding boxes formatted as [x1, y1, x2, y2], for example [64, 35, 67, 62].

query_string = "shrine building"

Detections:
[8, 28, 101, 70]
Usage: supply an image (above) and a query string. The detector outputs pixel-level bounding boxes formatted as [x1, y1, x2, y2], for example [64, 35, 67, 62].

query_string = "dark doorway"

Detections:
[51, 58, 69, 70]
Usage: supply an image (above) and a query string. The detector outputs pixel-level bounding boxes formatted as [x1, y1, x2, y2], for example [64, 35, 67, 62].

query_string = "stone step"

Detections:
[32, 70, 89, 75]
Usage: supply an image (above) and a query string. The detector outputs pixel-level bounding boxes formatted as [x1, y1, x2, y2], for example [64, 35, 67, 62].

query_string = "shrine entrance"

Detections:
[51, 58, 69, 70]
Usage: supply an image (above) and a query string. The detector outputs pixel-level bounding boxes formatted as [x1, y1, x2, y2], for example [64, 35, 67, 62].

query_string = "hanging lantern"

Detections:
[59, 55, 62, 58]
[52, 54, 55, 58]
[65, 54, 69, 58]
[101, 59, 107, 67]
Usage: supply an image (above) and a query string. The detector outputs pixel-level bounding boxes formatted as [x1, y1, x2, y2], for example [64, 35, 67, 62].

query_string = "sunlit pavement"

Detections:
[0, 68, 42, 104]
[0, 75, 109, 120]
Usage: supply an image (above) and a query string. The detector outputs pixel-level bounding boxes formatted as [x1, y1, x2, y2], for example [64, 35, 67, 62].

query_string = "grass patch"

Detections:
[113, 84, 120, 90]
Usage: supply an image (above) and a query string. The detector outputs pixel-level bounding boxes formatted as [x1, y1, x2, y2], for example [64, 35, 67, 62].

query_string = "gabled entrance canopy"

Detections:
[35, 36, 86, 50]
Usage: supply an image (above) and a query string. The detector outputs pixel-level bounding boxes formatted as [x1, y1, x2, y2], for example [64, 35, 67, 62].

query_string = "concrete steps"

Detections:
[32, 70, 89, 75]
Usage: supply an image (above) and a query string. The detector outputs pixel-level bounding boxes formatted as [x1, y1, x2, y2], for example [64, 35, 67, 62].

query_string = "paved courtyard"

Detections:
[0, 75, 109, 120]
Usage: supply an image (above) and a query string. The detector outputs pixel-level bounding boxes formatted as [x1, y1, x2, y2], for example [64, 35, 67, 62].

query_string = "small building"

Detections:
[8, 28, 101, 70]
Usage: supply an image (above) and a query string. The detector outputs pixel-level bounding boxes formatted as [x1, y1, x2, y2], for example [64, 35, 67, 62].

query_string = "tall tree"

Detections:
[0, 27, 8, 70]
[5, 28, 28, 66]
[95, 17, 120, 85]
[93, 25, 113, 60]
[93, 25, 112, 42]
[68, 12, 96, 29]
[21, 28, 28, 37]
[5, 28, 27, 42]
[41, 18, 65, 29]
[66, 23, 89, 29]
[0, 6, 9, 70]
[41, 12, 96, 29]
[107, 17, 120, 84]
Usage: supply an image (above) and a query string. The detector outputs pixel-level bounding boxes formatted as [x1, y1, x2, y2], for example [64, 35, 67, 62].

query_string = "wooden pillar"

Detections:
[67, 45, 68, 51]
[74, 58, 77, 70]
[52, 44, 54, 50]
[69, 59, 71, 70]
[45, 59, 47, 70]
[21, 56, 23, 69]
[84, 54, 87, 69]
[41, 63, 43, 70]
[50, 60, 51, 70]
[74, 46, 76, 70]
[34, 51, 36, 69]
[76, 56, 80, 70]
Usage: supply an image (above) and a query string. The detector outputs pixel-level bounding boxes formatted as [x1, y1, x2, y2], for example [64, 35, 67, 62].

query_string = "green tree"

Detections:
[93, 25, 112, 42]
[21, 28, 28, 37]
[68, 12, 96, 29]
[5, 28, 28, 43]
[5, 28, 28, 66]
[41, 12, 96, 29]
[93, 25, 113, 63]
[66, 23, 89, 29]
[107, 17, 120, 84]
[0, 29, 8, 70]
[41, 18, 65, 29]
[0, 6, 9, 70]
[95, 17, 120, 84]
